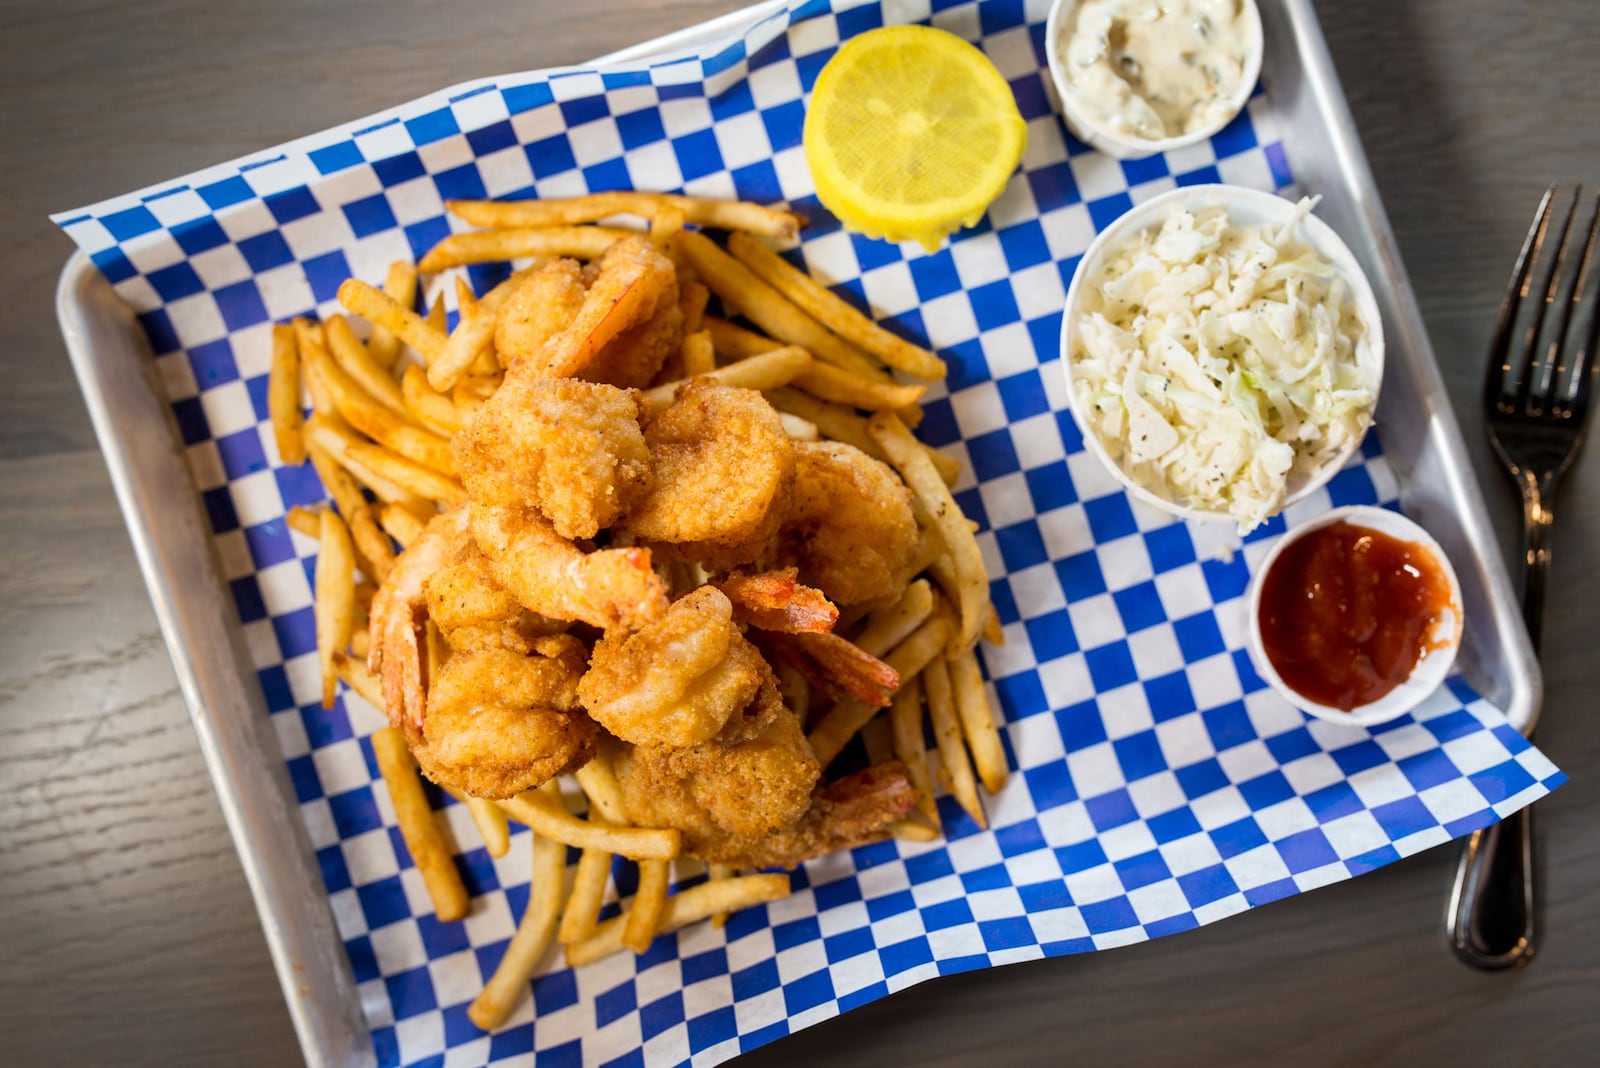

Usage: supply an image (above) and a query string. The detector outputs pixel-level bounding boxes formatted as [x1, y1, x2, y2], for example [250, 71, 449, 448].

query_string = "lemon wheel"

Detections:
[803, 25, 1027, 252]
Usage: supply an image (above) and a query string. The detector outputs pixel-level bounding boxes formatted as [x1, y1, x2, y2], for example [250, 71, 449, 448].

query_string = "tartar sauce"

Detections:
[1059, 0, 1256, 141]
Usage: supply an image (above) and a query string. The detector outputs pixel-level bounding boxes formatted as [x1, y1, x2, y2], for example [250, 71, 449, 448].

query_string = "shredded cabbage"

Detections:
[1070, 197, 1375, 531]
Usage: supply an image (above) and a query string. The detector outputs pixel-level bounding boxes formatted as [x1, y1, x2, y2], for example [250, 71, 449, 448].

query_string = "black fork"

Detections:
[1447, 184, 1600, 969]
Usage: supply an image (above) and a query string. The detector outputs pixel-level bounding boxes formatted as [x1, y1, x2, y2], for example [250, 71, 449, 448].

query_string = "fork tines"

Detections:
[1483, 184, 1600, 423]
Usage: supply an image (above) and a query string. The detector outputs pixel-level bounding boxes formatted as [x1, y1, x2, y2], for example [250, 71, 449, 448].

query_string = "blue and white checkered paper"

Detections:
[56, 1, 1564, 1065]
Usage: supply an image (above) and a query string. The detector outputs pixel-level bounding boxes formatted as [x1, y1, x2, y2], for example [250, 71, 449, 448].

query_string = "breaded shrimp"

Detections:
[419, 633, 595, 798]
[778, 441, 918, 606]
[621, 380, 795, 562]
[470, 501, 668, 632]
[456, 375, 651, 540]
[577, 586, 765, 747]
[579, 270, 683, 389]
[368, 509, 597, 798]
[423, 539, 568, 654]
[494, 258, 588, 372]
[615, 667, 820, 845]
[615, 667, 914, 866]
[502, 238, 678, 380]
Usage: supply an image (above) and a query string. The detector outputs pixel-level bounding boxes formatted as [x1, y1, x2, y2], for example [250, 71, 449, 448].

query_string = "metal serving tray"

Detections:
[54, 0, 1539, 1063]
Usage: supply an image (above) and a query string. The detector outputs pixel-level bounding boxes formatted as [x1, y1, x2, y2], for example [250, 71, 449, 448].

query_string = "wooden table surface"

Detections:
[2, 1, 1596, 1063]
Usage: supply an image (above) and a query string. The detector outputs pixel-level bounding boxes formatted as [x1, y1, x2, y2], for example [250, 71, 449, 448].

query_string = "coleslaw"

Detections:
[1069, 196, 1375, 531]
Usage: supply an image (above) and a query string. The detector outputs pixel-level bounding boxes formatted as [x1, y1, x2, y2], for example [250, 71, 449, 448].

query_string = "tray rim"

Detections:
[50, 1, 1541, 1065]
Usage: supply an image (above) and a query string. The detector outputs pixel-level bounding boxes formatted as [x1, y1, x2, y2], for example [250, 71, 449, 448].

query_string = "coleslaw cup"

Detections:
[1059, 183, 1386, 527]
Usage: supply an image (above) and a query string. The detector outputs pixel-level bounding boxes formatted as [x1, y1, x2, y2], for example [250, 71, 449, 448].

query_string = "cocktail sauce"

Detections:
[1258, 521, 1455, 711]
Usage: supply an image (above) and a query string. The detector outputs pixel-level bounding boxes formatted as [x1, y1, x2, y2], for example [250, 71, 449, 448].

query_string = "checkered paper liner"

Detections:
[55, 1, 1563, 1065]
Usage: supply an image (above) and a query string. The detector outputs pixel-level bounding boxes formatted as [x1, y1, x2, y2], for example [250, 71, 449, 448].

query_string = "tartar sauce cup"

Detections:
[1045, 0, 1265, 159]
[1059, 184, 1386, 526]
[1245, 505, 1465, 728]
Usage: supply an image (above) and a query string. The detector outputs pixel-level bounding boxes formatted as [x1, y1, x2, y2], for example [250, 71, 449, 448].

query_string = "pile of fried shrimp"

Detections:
[268, 192, 1004, 1030]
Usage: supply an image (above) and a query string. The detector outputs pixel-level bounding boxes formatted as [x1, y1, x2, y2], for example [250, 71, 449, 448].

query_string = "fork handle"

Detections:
[1449, 806, 1536, 968]
[1446, 474, 1550, 968]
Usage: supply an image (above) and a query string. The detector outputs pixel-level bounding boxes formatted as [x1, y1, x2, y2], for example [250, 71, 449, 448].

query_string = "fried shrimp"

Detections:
[494, 258, 588, 372]
[500, 237, 678, 381]
[615, 669, 913, 867]
[578, 587, 765, 747]
[615, 668, 820, 847]
[420, 634, 594, 799]
[778, 441, 918, 606]
[621, 380, 795, 564]
[470, 501, 668, 632]
[368, 509, 597, 799]
[456, 375, 651, 540]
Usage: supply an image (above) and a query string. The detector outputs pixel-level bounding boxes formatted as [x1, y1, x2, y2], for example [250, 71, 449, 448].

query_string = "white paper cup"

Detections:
[1246, 505, 1464, 727]
[1044, 0, 1264, 159]
[1059, 184, 1386, 526]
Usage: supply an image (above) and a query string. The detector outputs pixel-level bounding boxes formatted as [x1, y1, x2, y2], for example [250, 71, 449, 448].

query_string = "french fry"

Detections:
[467, 796, 511, 858]
[951, 648, 1007, 794]
[454, 276, 478, 316]
[448, 194, 802, 241]
[708, 863, 736, 928]
[642, 345, 812, 407]
[792, 359, 926, 411]
[314, 509, 355, 708]
[348, 505, 396, 582]
[681, 329, 715, 377]
[338, 279, 447, 365]
[908, 524, 945, 577]
[285, 505, 321, 539]
[778, 412, 820, 441]
[418, 226, 630, 272]
[726, 232, 947, 380]
[704, 314, 782, 360]
[890, 674, 939, 827]
[853, 579, 934, 658]
[346, 440, 466, 506]
[673, 231, 890, 382]
[310, 338, 458, 477]
[333, 649, 385, 711]
[372, 727, 470, 922]
[573, 754, 628, 826]
[559, 844, 614, 945]
[469, 823, 567, 1030]
[306, 418, 432, 508]
[268, 323, 307, 464]
[808, 612, 950, 766]
[680, 280, 709, 333]
[453, 374, 500, 419]
[324, 314, 411, 420]
[498, 789, 679, 860]
[426, 294, 446, 333]
[349, 628, 370, 661]
[861, 715, 894, 766]
[764, 386, 960, 485]
[775, 661, 810, 722]
[368, 261, 417, 370]
[649, 203, 686, 245]
[890, 817, 941, 843]
[294, 320, 340, 419]
[870, 412, 988, 653]
[401, 365, 467, 437]
[925, 655, 986, 828]
[378, 502, 428, 548]
[623, 859, 670, 954]
[565, 874, 791, 967]
[426, 268, 535, 391]
[304, 444, 365, 524]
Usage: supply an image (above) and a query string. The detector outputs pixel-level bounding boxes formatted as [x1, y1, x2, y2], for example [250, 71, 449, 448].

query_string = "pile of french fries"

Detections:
[267, 190, 1009, 1030]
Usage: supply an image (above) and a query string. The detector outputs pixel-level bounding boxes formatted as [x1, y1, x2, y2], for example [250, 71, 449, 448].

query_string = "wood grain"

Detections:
[1, 0, 1596, 1064]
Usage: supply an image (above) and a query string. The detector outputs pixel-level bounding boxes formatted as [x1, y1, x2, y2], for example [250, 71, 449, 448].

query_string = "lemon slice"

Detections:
[803, 25, 1027, 253]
